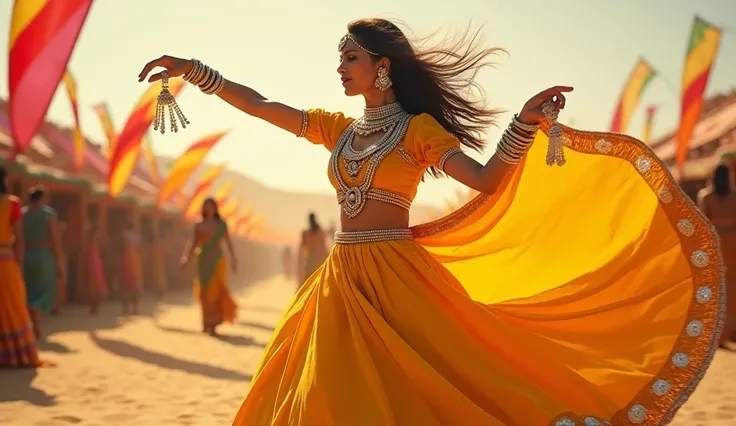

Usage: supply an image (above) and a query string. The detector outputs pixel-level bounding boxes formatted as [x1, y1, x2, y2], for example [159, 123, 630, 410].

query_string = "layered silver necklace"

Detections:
[351, 102, 408, 137]
[341, 103, 411, 180]
[332, 103, 413, 218]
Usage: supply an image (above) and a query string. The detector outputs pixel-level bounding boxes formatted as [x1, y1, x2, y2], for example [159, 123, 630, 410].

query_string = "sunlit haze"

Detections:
[1, 0, 734, 207]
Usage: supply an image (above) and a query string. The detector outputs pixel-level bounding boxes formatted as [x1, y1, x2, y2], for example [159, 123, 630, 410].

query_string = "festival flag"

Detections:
[609, 59, 656, 133]
[675, 16, 723, 166]
[140, 133, 160, 185]
[234, 206, 253, 236]
[642, 106, 658, 145]
[93, 102, 117, 158]
[157, 131, 227, 205]
[108, 78, 185, 197]
[8, 0, 94, 156]
[219, 196, 241, 220]
[213, 180, 235, 205]
[62, 69, 84, 171]
[184, 163, 226, 220]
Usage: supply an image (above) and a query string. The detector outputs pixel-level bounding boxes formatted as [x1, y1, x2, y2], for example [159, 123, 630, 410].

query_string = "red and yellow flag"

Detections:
[108, 79, 185, 197]
[140, 134, 160, 185]
[157, 131, 226, 205]
[609, 59, 656, 133]
[219, 196, 241, 221]
[93, 103, 117, 158]
[675, 16, 722, 166]
[642, 105, 658, 145]
[213, 180, 235, 205]
[233, 206, 253, 236]
[62, 69, 84, 171]
[184, 163, 226, 220]
[8, 0, 93, 156]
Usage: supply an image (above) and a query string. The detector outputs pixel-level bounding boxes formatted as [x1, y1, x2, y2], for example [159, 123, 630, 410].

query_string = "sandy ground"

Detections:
[1, 275, 735, 425]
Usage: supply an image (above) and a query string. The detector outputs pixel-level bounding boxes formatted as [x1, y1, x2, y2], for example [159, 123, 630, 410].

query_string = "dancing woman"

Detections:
[140, 18, 724, 426]
[181, 198, 237, 336]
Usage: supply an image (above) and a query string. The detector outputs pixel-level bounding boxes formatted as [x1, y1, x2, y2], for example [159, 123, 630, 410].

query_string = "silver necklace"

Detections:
[352, 102, 407, 137]
[330, 114, 413, 218]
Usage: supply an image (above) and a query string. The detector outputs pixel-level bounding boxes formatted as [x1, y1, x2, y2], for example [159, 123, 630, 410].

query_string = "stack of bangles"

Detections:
[183, 59, 225, 95]
[495, 115, 539, 165]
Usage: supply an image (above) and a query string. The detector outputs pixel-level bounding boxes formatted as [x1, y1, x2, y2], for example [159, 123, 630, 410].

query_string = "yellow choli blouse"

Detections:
[304, 109, 462, 210]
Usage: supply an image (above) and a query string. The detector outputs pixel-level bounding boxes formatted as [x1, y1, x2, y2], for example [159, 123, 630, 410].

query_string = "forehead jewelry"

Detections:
[338, 34, 379, 56]
[153, 71, 190, 134]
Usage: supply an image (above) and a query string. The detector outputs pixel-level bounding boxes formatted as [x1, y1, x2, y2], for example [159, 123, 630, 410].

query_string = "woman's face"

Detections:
[203, 201, 216, 218]
[337, 39, 383, 97]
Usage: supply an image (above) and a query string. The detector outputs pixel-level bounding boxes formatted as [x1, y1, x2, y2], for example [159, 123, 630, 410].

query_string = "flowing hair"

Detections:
[201, 197, 223, 222]
[347, 18, 504, 177]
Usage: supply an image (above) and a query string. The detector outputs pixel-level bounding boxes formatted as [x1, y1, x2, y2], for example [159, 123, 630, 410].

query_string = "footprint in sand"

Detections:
[51, 416, 83, 424]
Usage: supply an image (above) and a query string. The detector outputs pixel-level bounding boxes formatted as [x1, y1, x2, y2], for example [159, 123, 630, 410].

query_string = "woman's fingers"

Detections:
[137, 56, 169, 82]
[148, 71, 165, 83]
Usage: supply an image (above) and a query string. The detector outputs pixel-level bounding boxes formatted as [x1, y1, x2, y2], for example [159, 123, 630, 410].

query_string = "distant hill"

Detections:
[157, 156, 436, 237]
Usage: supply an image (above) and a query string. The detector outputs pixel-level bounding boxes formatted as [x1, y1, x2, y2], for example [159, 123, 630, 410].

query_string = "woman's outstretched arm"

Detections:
[138, 56, 304, 135]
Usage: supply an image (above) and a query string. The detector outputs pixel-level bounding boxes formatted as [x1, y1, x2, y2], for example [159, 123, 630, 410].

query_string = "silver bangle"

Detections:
[512, 114, 540, 133]
[296, 110, 308, 138]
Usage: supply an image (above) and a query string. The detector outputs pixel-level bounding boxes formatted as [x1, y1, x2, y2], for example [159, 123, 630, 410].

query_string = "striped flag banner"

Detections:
[642, 106, 658, 145]
[184, 163, 226, 220]
[609, 58, 656, 133]
[157, 131, 227, 205]
[675, 16, 723, 166]
[62, 69, 85, 171]
[93, 102, 117, 158]
[8, 0, 93, 156]
[108, 79, 185, 197]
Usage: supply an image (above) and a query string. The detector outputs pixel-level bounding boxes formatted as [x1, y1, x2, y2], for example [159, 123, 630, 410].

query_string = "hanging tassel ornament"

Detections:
[542, 101, 566, 166]
[153, 71, 189, 134]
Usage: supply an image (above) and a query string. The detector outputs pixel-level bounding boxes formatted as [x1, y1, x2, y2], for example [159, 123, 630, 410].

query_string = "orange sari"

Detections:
[0, 194, 44, 367]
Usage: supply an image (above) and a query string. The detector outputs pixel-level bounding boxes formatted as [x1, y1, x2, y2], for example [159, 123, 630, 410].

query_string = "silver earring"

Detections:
[374, 66, 392, 91]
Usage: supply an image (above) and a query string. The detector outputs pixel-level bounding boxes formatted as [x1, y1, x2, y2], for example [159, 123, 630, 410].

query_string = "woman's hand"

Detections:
[518, 86, 574, 125]
[138, 55, 193, 83]
[179, 255, 189, 269]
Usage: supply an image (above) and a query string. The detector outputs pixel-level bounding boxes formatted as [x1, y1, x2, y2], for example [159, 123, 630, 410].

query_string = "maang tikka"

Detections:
[153, 71, 190, 134]
[374, 67, 392, 91]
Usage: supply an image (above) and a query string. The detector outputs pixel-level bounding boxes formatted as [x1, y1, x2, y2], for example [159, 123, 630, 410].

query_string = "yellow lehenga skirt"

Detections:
[232, 125, 725, 425]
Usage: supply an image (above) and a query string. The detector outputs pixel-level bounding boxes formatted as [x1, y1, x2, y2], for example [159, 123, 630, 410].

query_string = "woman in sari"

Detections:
[299, 212, 329, 283]
[22, 186, 63, 339]
[0, 167, 51, 367]
[141, 18, 724, 426]
[120, 220, 142, 315]
[86, 222, 108, 315]
[152, 227, 169, 300]
[698, 164, 736, 348]
[181, 198, 237, 336]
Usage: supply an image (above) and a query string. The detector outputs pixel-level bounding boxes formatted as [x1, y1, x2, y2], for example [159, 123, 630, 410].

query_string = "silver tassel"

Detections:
[542, 101, 566, 167]
[152, 71, 190, 134]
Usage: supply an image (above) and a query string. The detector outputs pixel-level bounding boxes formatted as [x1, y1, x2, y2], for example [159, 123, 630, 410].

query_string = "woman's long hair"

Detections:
[713, 164, 732, 198]
[202, 197, 223, 221]
[348, 18, 503, 177]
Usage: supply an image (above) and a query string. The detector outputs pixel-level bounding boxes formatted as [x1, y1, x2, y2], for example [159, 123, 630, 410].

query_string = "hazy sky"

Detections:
[0, 0, 734, 207]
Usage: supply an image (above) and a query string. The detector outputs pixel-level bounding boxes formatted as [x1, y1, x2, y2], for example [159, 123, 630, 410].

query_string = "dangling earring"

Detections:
[374, 66, 392, 91]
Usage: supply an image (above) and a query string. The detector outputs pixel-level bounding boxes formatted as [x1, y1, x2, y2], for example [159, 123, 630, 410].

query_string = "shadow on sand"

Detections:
[154, 323, 266, 348]
[0, 367, 56, 407]
[88, 331, 252, 382]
